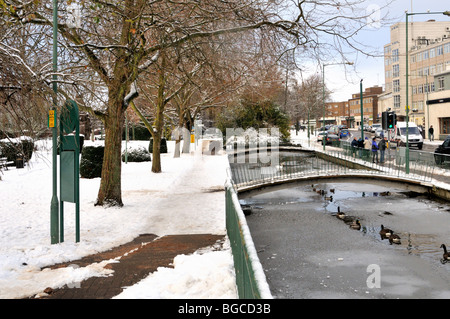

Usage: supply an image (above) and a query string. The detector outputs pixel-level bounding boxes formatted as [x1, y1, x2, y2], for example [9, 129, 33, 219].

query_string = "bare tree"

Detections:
[0, 0, 391, 206]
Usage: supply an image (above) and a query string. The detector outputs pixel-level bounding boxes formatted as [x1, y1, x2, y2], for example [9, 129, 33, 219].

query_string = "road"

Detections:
[346, 129, 438, 152]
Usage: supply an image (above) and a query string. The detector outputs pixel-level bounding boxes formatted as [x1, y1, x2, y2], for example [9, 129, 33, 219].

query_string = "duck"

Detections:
[440, 244, 450, 264]
[324, 195, 333, 202]
[380, 191, 390, 196]
[336, 206, 345, 219]
[350, 219, 361, 230]
[330, 188, 335, 193]
[389, 232, 401, 245]
[379, 225, 393, 239]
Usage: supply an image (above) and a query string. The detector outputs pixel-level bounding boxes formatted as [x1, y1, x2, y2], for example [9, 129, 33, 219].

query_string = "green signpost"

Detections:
[59, 99, 81, 243]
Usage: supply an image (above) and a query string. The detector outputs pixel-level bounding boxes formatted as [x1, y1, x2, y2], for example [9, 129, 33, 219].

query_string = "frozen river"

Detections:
[240, 180, 450, 299]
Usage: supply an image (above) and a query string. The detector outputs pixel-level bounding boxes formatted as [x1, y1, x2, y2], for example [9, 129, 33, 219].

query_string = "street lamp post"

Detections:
[405, 10, 450, 174]
[322, 61, 353, 150]
[50, 0, 59, 244]
[360, 79, 364, 142]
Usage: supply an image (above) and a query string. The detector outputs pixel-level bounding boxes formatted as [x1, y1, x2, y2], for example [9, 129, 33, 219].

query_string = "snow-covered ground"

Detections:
[1, 129, 448, 299]
[0, 138, 238, 299]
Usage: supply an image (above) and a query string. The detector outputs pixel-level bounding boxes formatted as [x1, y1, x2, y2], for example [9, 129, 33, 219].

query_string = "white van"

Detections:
[393, 122, 423, 149]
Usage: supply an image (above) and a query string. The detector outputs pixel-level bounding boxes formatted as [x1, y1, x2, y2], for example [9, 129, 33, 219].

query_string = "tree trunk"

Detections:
[173, 126, 182, 158]
[151, 55, 166, 173]
[96, 95, 125, 207]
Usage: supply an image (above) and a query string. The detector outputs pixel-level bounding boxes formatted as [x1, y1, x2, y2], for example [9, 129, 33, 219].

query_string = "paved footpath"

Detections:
[39, 233, 225, 299]
[35, 152, 231, 299]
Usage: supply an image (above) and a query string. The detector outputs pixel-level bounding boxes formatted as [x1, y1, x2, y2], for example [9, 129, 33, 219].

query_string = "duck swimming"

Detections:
[336, 206, 345, 219]
[389, 232, 401, 245]
[441, 244, 450, 264]
[350, 219, 361, 230]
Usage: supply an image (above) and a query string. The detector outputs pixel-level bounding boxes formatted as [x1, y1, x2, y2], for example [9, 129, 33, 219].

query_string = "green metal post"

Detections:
[360, 79, 364, 141]
[405, 12, 410, 174]
[322, 64, 326, 151]
[50, 0, 59, 244]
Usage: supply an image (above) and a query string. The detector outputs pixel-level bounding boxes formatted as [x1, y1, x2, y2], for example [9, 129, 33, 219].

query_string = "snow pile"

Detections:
[115, 243, 236, 299]
[0, 138, 237, 299]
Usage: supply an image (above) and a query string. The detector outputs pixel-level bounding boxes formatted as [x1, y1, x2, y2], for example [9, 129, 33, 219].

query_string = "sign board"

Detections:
[48, 110, 55, 128]
[59, 99, 80, 243]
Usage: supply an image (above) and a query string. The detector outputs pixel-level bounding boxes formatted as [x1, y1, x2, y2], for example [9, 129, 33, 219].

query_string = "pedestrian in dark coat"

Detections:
[429, 125, 434, 141]
[378, 137, 387, 163]
[371, 137, 379, 163]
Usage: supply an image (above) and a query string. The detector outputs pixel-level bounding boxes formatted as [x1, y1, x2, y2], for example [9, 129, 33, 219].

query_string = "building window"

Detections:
[437, 45, 444, 56]
[437, 76, 445, 91]
[393, 64, 399, 77]
[392, 49, 399, 62]
[393, 79, 400, 92]
[429, 48, 436, 58]
[417, 101, 424, 111]
[430, 65, 436, 75]
[394, 95, 401, 109]
[441, 118, 450, 135]
[445, 43, 450, 54]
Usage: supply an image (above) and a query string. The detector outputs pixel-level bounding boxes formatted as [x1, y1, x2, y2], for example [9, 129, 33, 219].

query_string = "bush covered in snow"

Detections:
[122, 145, 151, 162]
[0, 136, 34, 162]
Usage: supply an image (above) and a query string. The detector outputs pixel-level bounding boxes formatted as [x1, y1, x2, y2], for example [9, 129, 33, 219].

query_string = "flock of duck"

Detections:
[312, 184, 450, 265]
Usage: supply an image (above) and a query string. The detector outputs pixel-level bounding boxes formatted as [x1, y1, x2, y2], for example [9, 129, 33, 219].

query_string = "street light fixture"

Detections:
[322, 61, 354, 151]
[405, 10, 450, 174]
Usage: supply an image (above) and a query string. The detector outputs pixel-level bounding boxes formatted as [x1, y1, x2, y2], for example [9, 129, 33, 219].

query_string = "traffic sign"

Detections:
[48, 110, 55, 128]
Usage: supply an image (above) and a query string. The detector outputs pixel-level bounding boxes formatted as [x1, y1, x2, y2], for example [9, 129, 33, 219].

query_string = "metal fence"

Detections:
[228, 144, 446, 190]
[225, 178, 272, 299]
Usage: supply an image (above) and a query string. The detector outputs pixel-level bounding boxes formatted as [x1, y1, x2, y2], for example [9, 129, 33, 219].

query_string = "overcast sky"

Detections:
[317, 0, 450, 102]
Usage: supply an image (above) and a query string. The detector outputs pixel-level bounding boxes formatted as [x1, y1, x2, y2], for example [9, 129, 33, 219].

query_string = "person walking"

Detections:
[378, 137, 387, 163]
[429, 125, 434, 141]
[371, 137, 379, 163]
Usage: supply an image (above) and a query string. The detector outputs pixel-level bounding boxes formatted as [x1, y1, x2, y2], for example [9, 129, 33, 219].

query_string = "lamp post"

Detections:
[360, 79, 364, 142]
[405, 10, 450, 174]
[322, 61, 353, 150]
[50, 0, 59, 244]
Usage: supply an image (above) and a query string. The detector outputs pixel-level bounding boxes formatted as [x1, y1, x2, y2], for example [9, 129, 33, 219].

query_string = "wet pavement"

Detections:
[240, 181, 450, 299]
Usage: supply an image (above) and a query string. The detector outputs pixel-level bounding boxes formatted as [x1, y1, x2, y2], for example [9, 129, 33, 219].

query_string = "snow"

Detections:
[1, 128, 447, 299]
[0, 138, 238, 299]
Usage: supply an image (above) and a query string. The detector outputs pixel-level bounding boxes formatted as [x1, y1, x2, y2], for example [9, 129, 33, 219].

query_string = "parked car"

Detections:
[325, 133, 340, 145]
[317, 132, 327, 142]
[375, 128, 387, 138]
[371, 123, 382, 133]
[434, 135, 450, 165]
[317, 132, 340, 145]
[340, 129, 350, 139]
[394, 121, 423, 149]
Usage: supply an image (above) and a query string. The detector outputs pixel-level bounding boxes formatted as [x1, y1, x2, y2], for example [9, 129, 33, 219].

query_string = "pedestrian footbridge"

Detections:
[227, 146, 449, 199]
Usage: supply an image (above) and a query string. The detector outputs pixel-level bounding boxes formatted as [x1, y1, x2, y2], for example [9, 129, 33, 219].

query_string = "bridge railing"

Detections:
[228, 146, 437, 190]
[225, 177, 273, 299]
